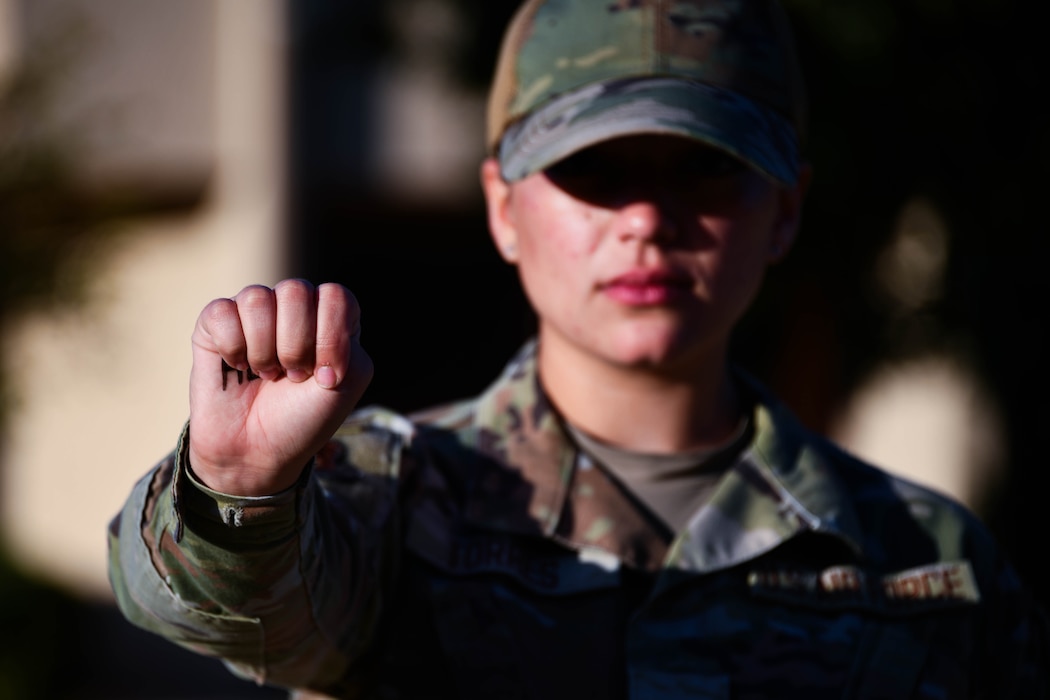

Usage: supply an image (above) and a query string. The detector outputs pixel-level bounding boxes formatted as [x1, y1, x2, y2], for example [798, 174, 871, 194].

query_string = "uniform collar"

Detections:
[462, 341, 865, 573]
[665, 374, 865, 573]
[464, 339, 574, 537]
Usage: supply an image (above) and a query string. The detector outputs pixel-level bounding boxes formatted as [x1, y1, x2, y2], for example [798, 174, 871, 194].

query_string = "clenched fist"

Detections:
[187, 280, 373, 496]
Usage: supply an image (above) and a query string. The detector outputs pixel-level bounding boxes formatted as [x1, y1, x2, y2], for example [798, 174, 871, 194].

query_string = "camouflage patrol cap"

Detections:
[487, 0, 806, 185]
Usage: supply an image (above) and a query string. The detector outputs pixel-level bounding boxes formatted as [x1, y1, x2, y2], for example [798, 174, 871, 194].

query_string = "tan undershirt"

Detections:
[566, 412, 753, 538]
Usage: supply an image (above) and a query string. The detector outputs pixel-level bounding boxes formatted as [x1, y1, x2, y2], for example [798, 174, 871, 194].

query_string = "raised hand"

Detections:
[187, 280, 373, 496]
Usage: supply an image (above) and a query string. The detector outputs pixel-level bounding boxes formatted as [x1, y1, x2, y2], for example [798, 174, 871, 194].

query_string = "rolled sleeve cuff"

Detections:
[172, 422, 312, 550]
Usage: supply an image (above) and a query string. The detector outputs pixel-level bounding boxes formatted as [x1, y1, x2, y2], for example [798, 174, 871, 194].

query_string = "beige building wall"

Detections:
[1, 0, 287, 599]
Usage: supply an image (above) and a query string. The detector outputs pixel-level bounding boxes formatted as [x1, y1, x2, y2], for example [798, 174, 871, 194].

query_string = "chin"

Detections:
[602, 325, 708, 372]
[543, 315, 727, 375]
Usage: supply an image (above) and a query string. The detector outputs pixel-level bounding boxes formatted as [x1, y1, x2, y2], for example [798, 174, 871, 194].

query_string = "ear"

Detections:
[768, 162, 812, 264]
[480, 158, 520, 264]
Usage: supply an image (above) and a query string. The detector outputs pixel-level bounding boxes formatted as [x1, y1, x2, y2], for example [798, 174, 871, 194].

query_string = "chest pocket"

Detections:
[759, 561, 980, 699]
[627, 562, 978, 699]
[405, 521, 630, 700]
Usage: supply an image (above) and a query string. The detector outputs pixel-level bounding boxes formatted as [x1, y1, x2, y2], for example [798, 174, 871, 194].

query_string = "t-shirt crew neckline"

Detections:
[565, 411, 754, 538]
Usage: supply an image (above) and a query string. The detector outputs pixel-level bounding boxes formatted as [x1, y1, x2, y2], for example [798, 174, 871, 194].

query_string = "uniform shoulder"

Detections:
[744, 373, 982, 535]
[408, 397, 477, 432]
[321, 405, 417, 479]
[744, 373, 999, 571]
[808, 427, 1005, 572]
[817, 432, 979, 523]
[323, 398, 478, 476]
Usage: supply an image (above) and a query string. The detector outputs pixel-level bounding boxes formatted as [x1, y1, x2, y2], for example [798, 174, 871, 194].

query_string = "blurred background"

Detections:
[0, 0, 1046, 697]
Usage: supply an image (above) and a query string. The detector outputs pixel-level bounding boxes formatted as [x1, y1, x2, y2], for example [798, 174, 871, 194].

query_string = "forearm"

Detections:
[107, 423, 389, 691]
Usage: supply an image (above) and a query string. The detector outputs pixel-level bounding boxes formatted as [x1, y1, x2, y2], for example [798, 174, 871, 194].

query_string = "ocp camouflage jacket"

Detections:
[108, 341, 1047, 699]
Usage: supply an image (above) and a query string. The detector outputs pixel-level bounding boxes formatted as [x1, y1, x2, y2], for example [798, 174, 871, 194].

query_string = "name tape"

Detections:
[748, 561, 980, 605]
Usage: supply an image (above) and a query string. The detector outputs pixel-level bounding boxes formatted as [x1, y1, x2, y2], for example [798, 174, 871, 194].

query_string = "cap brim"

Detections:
[499, 77, 799, 186]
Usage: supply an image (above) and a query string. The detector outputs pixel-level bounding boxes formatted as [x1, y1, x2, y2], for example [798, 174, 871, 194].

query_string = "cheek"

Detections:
[515, 195, 601, 275]
[699, 201, 779, 295]
[517, 233, 585, 312]
[709, 185, 779, 255]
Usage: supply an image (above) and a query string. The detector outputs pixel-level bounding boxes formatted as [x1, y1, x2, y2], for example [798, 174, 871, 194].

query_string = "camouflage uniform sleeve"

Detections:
[107, 419, 403, 694]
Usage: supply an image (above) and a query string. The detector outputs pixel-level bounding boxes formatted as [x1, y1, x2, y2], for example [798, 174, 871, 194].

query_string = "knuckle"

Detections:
[315, 330, 347, 354]
[237, 284, 276, 313]
[318, 282, 356, 309]
[199, 298, 240, 337]
[276, 336, 311, 361]
[274, 278, 315, 304]
[202, 297, 234, 323]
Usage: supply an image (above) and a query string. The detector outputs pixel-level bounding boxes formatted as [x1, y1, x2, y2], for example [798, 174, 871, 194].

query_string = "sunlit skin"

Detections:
[482, 134, 809, 453]
[188, 280, 374, 496]
[186, 135, 807, 496]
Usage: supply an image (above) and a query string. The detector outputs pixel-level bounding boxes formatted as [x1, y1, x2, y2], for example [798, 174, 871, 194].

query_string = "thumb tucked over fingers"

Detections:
[316, 364, 338, 389]
[318, 328, 373, 396]
[313, 282, 370, 393]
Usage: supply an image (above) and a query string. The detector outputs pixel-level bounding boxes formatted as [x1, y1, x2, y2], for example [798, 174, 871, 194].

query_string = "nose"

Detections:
[617, 197, 678, 245]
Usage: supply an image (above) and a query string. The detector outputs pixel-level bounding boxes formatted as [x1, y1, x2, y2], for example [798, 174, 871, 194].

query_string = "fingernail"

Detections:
[286, 368, 309, 383]
[316, 365, 337, 389]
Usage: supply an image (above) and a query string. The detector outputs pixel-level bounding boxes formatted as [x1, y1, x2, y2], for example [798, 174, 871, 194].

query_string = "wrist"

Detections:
[187, 445, 306, 498]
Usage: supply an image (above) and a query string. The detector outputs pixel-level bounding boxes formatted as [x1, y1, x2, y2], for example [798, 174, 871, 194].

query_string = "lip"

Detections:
[599, 268, 695, 306]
